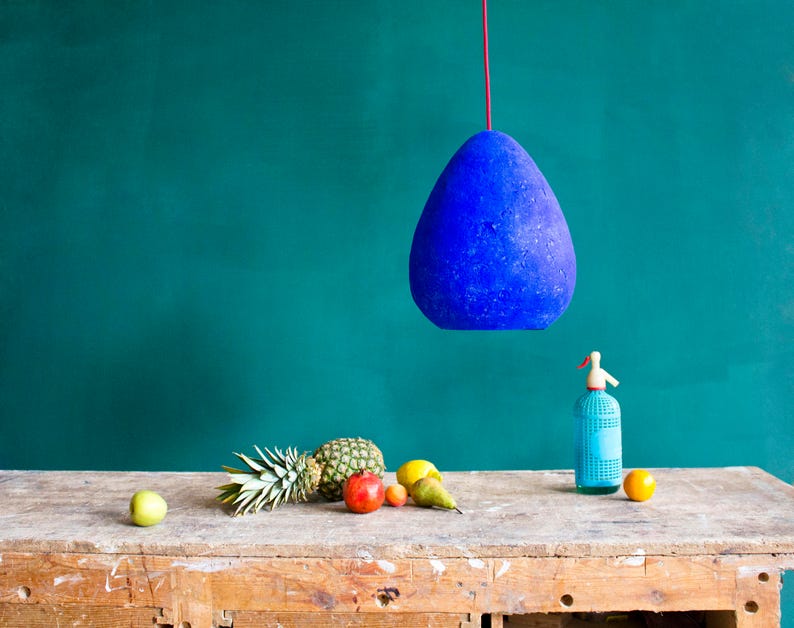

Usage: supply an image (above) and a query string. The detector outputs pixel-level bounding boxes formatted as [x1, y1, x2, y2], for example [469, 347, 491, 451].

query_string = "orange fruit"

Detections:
[384, 484, 408, 507]
[623, 469, 656, 502]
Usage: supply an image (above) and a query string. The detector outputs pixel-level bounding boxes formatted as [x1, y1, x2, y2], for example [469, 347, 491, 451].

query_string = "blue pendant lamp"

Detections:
[409, 2, 576, 330]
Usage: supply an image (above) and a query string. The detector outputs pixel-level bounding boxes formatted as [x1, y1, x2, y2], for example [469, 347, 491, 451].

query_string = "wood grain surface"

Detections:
[1, 467, 793, 626]
[1, 467, 793, 559]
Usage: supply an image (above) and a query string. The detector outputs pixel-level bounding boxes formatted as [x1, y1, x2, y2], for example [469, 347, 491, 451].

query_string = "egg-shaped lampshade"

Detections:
[409, 130, 576, 330]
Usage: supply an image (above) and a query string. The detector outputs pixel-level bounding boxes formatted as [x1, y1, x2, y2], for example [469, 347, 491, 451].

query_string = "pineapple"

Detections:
[216, 437, 384, 516]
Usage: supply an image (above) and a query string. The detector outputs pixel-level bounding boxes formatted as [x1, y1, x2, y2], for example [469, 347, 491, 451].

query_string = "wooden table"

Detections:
[1, 467, 793, 627]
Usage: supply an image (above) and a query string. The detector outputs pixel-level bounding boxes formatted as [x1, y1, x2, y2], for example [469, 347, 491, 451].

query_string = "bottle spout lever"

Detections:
[603, 371, 619, 388]
[578, 350, 619, 390]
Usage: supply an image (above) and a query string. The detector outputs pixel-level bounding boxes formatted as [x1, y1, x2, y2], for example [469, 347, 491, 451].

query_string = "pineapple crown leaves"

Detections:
[216, 445, 317, 516]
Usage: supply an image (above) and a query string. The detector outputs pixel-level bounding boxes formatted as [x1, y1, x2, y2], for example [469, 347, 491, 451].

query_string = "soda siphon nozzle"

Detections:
[577, 351, 619, 390]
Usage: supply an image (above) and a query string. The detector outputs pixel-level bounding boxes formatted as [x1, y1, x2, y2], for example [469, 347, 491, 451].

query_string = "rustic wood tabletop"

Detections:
[2, 466, 793, 560]
[2, 467, 794, 627]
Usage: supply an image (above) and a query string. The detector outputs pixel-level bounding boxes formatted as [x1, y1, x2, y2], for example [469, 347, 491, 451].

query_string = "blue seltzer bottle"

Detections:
[573, 351, 621, 494]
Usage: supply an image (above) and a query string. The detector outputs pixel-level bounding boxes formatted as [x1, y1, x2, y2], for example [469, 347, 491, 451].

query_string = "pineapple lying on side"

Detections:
[217, 437, 384, 516]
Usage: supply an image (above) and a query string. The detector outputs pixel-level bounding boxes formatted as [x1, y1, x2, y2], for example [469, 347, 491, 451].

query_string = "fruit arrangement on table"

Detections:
[215, 436, 461, 516]
[127, 436, 657, 525]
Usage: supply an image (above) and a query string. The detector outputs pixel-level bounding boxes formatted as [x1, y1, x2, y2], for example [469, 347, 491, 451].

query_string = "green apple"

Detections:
[129, 490, 168, 527]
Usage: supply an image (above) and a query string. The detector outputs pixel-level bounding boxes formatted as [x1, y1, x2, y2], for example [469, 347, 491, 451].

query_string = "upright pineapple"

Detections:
[216, 437, 384, 516]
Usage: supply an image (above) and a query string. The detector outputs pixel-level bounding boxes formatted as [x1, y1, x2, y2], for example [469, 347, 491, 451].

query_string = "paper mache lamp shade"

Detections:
[409, 130, 576, 330]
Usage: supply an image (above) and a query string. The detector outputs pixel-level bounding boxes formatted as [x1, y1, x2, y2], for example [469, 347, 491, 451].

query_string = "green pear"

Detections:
[411, 477, 462, 513]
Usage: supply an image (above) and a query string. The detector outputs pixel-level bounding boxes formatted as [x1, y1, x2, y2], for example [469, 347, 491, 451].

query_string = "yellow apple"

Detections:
[129, 490, 167, 526]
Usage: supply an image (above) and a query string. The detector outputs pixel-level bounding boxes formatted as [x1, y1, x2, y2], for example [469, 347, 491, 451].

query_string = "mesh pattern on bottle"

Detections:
[574, 391, 622, 486]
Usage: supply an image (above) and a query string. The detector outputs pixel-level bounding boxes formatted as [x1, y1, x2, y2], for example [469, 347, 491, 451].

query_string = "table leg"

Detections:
[733, 569, 782, 628]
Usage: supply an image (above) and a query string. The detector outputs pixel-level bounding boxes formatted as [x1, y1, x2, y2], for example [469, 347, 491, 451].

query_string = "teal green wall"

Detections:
[2, 0, 793, 618]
